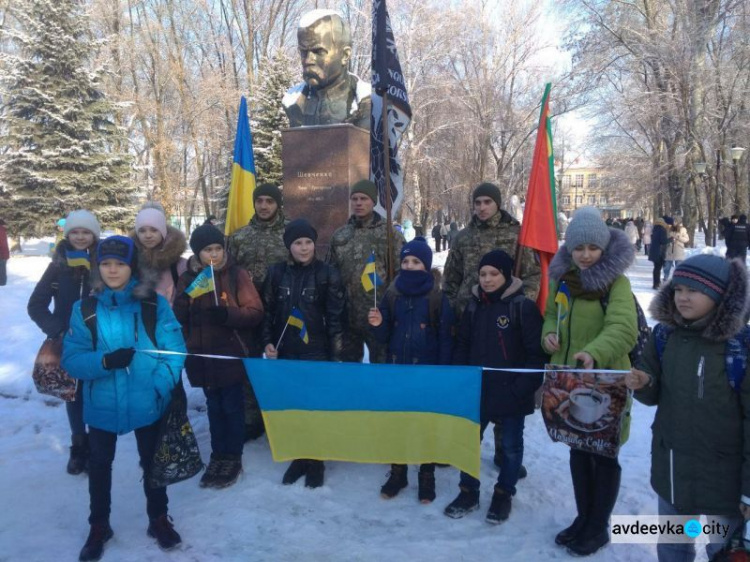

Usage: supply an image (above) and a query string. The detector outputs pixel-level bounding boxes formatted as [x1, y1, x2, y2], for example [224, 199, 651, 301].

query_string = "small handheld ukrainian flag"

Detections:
[287, 307, 309, 344]
[554, 281, 571, 321]
[360, 251, 384, 292]
[185, 267, 215, 299]
[65, 249, 90, 270]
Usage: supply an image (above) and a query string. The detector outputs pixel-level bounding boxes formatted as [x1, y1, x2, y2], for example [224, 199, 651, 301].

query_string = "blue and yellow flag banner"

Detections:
[554, 281, 571, 320]
[243, 359, 482, 477]
[65, 249, 90, 270]
[360, 251, 384, 292]
[225, 96, 257, 236]
[287, 307, 309, 344]
[185, 267, 215, 299]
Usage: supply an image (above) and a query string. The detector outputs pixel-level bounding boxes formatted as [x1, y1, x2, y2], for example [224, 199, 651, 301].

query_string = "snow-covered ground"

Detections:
[0, 237, 725, 561]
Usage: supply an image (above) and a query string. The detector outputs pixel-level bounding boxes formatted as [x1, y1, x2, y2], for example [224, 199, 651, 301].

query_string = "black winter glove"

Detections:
[205, 306, 229, 325]
[103, 348, 136, 370]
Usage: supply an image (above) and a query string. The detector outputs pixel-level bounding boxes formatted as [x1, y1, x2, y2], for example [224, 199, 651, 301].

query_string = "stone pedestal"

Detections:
[282, 124, 369, 254]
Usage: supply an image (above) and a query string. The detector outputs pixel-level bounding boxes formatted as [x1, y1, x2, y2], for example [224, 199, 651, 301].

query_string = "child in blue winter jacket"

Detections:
[368, 236, 455, 503]
[444, 250, 547, 524]
[62, 236, 186, 562]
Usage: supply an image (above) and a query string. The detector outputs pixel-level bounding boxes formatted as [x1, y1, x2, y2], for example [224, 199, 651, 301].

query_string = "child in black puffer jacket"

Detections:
[444, 250, 547, 524]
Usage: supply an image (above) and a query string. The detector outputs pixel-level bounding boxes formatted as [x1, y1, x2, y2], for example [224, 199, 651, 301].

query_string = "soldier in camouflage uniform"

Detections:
[443, 182, 541, 477]
[444, 183, 540, 315]
[327, 179, 404, 363]
[226, 182, 290, 441]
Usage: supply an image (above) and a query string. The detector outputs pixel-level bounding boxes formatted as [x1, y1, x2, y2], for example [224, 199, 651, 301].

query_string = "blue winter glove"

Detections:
[102, 348, 136, 370]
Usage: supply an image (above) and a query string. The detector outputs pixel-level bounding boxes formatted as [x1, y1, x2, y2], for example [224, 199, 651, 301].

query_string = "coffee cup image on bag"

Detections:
[568, 388, 611, 425]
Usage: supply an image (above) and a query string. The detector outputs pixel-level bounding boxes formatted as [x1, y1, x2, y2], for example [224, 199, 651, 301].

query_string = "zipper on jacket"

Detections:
[697, 356, 705, 399]
[134, 313, 139, 343]
[670, 449, 675, 504]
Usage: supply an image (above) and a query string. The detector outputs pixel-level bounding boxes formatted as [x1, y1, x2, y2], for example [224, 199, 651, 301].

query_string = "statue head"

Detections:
[297, 10, 352, 90]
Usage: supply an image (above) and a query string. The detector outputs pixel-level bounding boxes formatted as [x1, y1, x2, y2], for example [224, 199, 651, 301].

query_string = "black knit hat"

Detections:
[98, 235, 137, 268]
[472, 182, 502, 210]
[283, 219, 318, 249]
[478, 249, 514, 280]
[350, 179, 378, 203]
[189, 223, 225, 255]
[253, 183, 283, 208]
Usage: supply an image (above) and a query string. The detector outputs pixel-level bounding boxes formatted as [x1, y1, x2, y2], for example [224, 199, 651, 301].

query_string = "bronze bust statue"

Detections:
[283, 10, 371, 129]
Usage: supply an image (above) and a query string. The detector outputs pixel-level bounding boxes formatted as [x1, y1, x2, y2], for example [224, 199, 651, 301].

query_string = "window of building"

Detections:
[562, 175, 571, 188]
[575, 195, 583, 204]
[588, 174, 599, 189]
[561, 196, 570, 205]
[574, 174, 584, 188]
[600, 195, 608, 204]
[587, 195, 596, 204]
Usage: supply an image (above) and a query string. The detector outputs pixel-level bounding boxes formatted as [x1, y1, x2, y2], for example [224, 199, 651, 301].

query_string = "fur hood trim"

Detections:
[649, 258, 750, 342]
[549, 228, 635, 291]
[130, 225, 187, 272]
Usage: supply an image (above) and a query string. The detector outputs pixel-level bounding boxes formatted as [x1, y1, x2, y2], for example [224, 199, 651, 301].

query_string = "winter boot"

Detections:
[556, 451, 594, 546]
[199, 453, 223, 488]
[68, 434, 89, 475]
[213, 455, 242, 489]
[282, 459, 309, 485]
[380, 464, 408, 499]
[147, 514, 182, 551]
[305, 460, 325, 489]
[417, 470, 436, 504]
[486, 489, 512, 524]
[566, 461, 621, 556]
[79, 522, 113, 561]
[443, 488, 480, 519]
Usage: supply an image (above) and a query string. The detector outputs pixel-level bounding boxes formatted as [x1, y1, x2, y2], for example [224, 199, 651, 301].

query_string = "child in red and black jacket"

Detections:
[445, 249, 547, 524]
[173, 224, 264, 489]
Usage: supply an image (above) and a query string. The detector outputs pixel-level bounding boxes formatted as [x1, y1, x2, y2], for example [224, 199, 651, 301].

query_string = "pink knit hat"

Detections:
[135, 206, 167, 239]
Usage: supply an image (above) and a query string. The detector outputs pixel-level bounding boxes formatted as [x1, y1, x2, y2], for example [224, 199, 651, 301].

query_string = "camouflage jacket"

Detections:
[227, 211, 290, 290]
[326, 212, 404, 329]
[443, 210, 540, 316]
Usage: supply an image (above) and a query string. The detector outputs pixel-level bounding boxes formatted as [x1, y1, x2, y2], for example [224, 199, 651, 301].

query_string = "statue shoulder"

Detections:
[352, 74, 372, 102]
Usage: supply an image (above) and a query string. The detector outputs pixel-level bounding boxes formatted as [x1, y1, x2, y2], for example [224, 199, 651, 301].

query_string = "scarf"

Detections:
[65, 248, 91, 271]
[560, 269, 608, 301]
[394, 269, 434, 297]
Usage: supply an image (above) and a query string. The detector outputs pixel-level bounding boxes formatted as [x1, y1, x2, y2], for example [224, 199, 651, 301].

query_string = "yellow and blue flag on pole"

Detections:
[185, 267, 215, 299]
[65, 249, 90, 270]
[554, 281, 571, 321]
[360, 251, 384, 292]
[243, 359, 482, 478]
[287, 307, 309, 344]
[224, 96, 256, 236]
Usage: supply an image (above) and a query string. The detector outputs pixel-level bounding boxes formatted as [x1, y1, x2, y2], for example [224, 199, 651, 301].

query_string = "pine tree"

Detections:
[251, 52, 294, 186]
[0, 0, 134, 236]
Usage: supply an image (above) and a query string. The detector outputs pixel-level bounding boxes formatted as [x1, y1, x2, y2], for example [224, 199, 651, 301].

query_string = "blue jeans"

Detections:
[204, 383, 245, 456]
[88, 421, 167, 524]
[657, 495, 741, 562]
[663, 260, 681, 280]
[459, 416, 525, 495]
[66, 383, 86, 436]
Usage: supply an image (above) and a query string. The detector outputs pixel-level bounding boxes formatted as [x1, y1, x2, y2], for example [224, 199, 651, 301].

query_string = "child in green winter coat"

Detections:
[627, 254, 750, 562]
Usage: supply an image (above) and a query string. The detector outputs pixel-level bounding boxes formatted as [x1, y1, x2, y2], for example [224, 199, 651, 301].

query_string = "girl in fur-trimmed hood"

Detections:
[541, 207, 638, 557]
[627, 255, 750, 562]
[130, 201, 187, 305]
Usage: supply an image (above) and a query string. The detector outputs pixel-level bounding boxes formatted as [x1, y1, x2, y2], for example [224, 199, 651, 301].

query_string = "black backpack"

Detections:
[80, 292, 159, 350]
[600, 292, 651, 366]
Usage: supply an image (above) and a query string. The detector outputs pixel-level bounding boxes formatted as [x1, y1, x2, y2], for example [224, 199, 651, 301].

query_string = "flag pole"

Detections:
[211, 262, 218, 306]
[381, 89, 395, 283]
[275, 319, 291, 351]
[556, 302, 562, 341]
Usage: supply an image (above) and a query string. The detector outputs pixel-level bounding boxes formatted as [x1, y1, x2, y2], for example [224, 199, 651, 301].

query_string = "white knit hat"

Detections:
[135, 205, 167, 240]
[63, 210, 101, 240]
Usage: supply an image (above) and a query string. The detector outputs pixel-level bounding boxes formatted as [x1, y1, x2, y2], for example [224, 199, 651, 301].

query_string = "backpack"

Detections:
[653, 323, 750, 393]
[81, 292, 159, 350]
[384, 285, 445, 334]
[600, 292, 651, 366]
